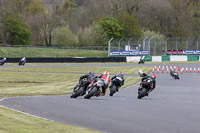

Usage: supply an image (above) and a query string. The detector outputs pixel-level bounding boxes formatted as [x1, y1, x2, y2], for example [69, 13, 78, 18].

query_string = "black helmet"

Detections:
[89, 70, 95, 76]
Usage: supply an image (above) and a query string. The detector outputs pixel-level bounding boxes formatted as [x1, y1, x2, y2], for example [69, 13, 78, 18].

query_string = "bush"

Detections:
[52, 26, 78, 47]
[2, 15, 32, 45]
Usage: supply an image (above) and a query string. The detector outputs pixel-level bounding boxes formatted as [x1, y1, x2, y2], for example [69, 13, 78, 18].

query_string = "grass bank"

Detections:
[0, 46, 107, 57]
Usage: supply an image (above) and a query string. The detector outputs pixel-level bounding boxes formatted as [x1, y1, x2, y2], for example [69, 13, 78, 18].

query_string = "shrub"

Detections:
[52, 26, 78, 47]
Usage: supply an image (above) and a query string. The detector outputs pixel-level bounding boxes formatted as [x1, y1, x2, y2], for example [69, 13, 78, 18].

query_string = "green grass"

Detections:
[0, 64, 152, 133]
[0, 106, 101, 133]
[0, 47, 107, 57]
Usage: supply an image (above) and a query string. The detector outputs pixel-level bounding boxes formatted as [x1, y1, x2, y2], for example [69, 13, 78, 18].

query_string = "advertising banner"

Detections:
[183, 50, 200, 55]
[166, 50, 200, 55]
[109, 50, 149, 56]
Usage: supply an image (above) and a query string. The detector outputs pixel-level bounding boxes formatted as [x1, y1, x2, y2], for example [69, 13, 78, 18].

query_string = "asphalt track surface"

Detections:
[1, 63, 200, 133]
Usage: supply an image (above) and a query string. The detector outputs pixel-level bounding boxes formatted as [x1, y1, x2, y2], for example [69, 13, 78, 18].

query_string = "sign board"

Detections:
[109, 50, 149, 57]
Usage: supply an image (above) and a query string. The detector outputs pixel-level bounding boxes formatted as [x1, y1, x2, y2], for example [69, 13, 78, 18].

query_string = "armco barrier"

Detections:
[3, 57, 126, 63]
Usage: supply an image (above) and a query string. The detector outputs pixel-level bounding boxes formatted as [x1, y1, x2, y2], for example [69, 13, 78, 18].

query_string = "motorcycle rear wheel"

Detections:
[138, 88, 147, 99]
[70, 87, 84, 98]
[110, 85, 116, 96]
[84, 87, 98, 99]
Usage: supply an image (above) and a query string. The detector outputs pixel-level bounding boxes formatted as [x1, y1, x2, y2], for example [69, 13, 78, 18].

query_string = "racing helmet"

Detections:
[152, 74, 156, 79]
[103, 71, 109, 75]
[138, 69, 144, 75]
[89, 70, 95, 76]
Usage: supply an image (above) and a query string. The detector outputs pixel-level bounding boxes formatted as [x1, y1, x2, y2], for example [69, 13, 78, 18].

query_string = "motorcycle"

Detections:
[170, 71, 180, 80]
[137, 79, 152, 99]
[84, 78, 103, 99]
[109, 76, 123, 96]
[70, 79, 88, 98]
[19, 57, 26, 66]
[0, 58, 6, 66]
[138, 59, 144, 64]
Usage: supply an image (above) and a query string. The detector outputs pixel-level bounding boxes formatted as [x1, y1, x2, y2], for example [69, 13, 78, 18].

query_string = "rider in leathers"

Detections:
[109, 72, 125, 91]
[76, 70, 95, 95]
[95, 71, 110, 96]
[138, 73, 156, 96]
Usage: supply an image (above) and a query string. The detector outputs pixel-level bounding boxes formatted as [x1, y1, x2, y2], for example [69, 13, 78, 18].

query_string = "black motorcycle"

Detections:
[84, 78, 103, 99]
[109, 76, 123, 96]
[0, 58, 6, 66]
[19, 58, 26, 66]
[138, 79, 152, 99]
[170, 70, 180, 80]
[70, 79, 88, 98]
[138, 59, 144, 64]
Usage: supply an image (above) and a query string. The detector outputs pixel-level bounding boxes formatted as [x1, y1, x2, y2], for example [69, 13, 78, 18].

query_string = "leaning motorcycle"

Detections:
[84, 78, 103, 99]
[19, 61, 25, 66]
[109, 76, 123, 96]
[170, 71, 180, 80]
[137, 79, 152, 99]
[70, 79, 88, 98]
[138, 59, 145, 64]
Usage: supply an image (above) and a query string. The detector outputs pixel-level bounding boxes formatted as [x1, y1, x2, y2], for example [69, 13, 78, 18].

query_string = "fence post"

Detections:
[154, 39, 157, 55]
[143, 36, 148, 50]
[197, 38, 200, 50]
[108, 38, 114, 57]
[118, 38, 123, 51]
[148, 37, 153, 56]
[128, 38, 133, 51]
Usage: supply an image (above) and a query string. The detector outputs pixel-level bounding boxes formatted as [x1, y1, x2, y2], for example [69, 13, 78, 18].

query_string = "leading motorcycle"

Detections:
[170, 70, 180, 80]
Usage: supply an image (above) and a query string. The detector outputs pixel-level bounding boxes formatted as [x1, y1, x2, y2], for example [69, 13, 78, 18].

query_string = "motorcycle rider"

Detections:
[0, 58, 6, 66]
[75, 70, 95, 95]
[138, 69, 148, 77]
[109, 72, 125, 91]
[138, 74, 156, 96]
[19, 57, 26, 65]
[95, 71, 111, 96]
[170, 69, 176, 77]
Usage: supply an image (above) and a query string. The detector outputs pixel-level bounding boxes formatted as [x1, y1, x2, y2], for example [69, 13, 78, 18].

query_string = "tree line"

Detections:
[0, 0, 200, 47]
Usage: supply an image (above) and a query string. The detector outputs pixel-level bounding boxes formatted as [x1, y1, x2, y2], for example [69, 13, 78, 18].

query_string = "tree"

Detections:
[97, 16, 125, 39]
[2, 15, 32, 45]
[41, 0, 77, 46]
[116, 13, 143, 38]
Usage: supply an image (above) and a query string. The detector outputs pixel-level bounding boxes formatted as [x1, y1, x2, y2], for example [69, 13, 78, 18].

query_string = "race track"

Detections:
[1, 63, 200, 133]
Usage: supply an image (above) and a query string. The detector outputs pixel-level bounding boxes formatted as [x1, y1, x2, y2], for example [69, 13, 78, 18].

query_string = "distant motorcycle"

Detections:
[170, 70, 180, 80]
[138, 59, 144, 64]
[137, 79, 152, 99]
[71, 79, 89, 98]
[109, 76, 123, 96]
[84, 78, 103, 99]
[0, 58, 6, 66]
[19, 57, 26, 66]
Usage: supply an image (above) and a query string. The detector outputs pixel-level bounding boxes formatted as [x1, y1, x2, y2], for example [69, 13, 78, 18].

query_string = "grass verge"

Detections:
[0, 64, 152, 133]
[0, 106, 101, 133]
[0, 47, 107, 57]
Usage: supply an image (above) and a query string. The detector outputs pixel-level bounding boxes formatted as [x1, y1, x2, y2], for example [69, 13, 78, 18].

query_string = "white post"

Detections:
[108, 38, 114, 57]
[143, 36, 148, 50]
